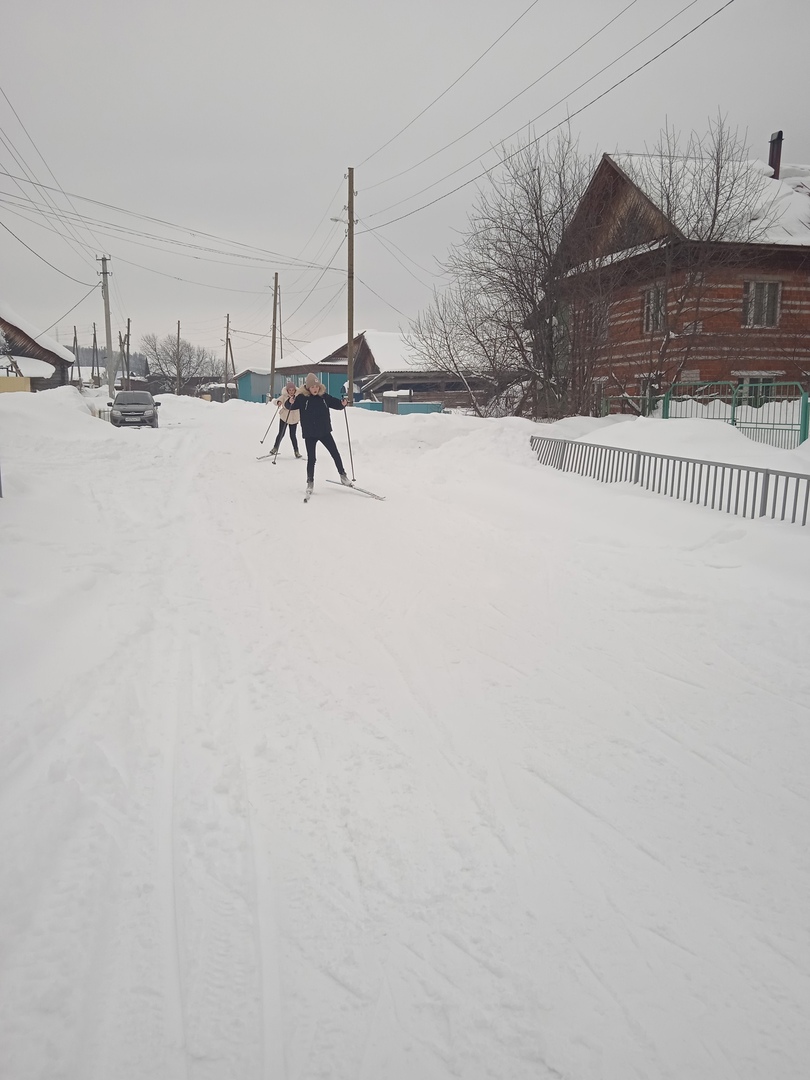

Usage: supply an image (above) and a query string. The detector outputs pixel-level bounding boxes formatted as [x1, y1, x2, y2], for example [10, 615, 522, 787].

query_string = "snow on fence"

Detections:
[660, 382, 810, 450]
[529, 434, 810, 528]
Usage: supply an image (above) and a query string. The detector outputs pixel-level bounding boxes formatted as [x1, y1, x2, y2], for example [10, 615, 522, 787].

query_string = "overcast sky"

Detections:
[2, 0, 808, 364]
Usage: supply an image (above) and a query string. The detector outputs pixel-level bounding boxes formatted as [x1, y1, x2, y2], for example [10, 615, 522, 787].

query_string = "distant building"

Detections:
[232, 329, 490, 409]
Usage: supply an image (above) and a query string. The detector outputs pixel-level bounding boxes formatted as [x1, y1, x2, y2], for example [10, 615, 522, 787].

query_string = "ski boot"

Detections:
[339, 473, 353, 487]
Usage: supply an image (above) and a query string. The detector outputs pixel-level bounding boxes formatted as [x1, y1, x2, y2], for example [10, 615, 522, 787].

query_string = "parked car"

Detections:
[108, 391, 161, 428]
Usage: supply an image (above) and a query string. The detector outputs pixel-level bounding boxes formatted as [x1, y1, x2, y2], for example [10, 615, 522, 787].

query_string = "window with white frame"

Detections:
[742, 281, 780, 327]
[643, 286, 665, 333]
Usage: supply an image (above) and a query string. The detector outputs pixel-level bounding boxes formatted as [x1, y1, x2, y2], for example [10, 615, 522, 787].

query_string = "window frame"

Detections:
[642, 285, 665, 334]
[742, 280, 781, 328]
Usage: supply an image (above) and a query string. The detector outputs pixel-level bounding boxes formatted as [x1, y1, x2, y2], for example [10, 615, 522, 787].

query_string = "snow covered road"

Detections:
[1, 390, 809, 1079]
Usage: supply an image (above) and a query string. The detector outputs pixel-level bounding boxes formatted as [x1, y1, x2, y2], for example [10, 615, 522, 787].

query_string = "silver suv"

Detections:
[108, 391, 161, 428]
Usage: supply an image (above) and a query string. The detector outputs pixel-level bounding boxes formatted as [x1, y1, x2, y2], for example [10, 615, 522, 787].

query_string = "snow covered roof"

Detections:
[233, 367, 271, 380]
[1, 356, 55, 378]
[610, 154, 810, 246]
[276, 330, 419, 374]
[0, 299, 76, 364]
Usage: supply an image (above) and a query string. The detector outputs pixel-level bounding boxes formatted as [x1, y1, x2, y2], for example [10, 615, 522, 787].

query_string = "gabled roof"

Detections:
[612, 154, 810, 246]
[272, 330, 418, 375]
[564, 153, 810, 265]
[0, 299, 75, 366]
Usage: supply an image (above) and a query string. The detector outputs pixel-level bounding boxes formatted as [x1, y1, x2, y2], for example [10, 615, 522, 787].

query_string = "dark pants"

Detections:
[305, 434, 345, 482]
[273, 420, 299, 452]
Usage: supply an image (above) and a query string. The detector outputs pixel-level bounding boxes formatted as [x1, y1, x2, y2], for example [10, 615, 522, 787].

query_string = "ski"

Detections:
[256, 451, 278, 462]
[325, 479, 386, 501]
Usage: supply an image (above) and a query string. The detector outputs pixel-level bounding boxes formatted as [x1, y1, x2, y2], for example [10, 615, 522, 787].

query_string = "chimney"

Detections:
[768, 130, 783, 180]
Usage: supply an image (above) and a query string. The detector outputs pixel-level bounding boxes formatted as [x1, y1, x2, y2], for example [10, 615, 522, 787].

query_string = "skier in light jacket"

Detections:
[269, 381, 302, 459]
[284, 372, 352, 495]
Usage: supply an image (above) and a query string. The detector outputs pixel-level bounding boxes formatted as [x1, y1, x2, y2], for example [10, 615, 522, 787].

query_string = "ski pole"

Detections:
[259, 400, 281, 444]
[343, 403, 356, 481]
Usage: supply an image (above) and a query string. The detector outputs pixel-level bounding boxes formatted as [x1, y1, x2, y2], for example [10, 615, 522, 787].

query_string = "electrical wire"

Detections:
[38, 283, 102, 334]
[360, 0, 543, 167]
[283, 238, 346, 325]
[0, 218, 95, 284]
[360, 0, 738, 233]
[0, 168, 348, 272]
[362, 225, 438, 291]
[363, 0, 702, 219]
[364, 0, 642, 192]
[0, 83, 106, 259]
[356, 276, 411, 320]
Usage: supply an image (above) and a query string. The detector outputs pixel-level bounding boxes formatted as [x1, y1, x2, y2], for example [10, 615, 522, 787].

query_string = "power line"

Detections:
[359, 0, 543, 168]
[360, 0, 738, 233]
[363, 225, 436, 291]
[38, 283, 102, 334]
[0, 168, 347, 273]
[364, 0, 642, 194]
[0, 188, 342, 271]
[363, 0, 700, 219]
[356, 276, 411, 320]
[0, 218, 94, 284]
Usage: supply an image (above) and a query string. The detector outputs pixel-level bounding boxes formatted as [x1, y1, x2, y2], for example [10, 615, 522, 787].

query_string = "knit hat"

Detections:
[304, 373, 320, 389]
[285, 381, 295, 392]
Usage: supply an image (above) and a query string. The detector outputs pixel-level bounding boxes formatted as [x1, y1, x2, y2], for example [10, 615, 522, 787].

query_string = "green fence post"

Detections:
[800, 392, 809, 445]
[730, 384, 738, 427]
[661, 389, 671, 419]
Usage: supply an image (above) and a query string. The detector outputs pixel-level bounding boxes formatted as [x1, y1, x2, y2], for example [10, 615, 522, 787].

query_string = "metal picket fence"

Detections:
[529, 434, 810, 527]
[661, 382, 810, 450]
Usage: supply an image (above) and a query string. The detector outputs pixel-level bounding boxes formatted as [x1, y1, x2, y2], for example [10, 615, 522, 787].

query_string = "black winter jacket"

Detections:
[286, 385, 345, 439]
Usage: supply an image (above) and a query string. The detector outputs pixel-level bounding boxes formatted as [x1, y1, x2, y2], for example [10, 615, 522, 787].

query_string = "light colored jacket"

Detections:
[275, 392, 300, 424]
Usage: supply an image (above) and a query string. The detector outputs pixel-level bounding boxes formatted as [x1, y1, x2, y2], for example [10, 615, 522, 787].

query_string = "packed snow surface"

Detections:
[1, 391, 809, 1080]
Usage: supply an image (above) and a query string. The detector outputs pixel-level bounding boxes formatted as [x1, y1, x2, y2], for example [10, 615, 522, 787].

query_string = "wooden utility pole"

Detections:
[92, 323, 99, 385]
[223, 314, 230, 401]
[270, 273, 279, 396]
[347, 167, 355, 404]
[72, 326, 82, 386]
[176, 320, 182, 395]
[99, 255, 115, 395]
[278, 282, 283, 360]
[125, 317, 131, 388]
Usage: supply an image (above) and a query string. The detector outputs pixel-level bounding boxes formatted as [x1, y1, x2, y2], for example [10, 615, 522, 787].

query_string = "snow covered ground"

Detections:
[1, 389, 809, 1080]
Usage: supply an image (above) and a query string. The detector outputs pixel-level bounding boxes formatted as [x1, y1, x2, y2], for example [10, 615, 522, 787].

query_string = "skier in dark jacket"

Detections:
[285, 372, 352, 495]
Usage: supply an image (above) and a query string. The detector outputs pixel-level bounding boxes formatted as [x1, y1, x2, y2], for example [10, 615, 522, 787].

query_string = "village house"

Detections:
[232, 329, 488, 409]
[0, 301, 75, 392]
[559, 132, 810, 413]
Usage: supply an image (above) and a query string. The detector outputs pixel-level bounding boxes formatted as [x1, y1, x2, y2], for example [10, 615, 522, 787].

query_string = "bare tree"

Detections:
[140, 332, 221, 395]
[409, 130, 598, 418]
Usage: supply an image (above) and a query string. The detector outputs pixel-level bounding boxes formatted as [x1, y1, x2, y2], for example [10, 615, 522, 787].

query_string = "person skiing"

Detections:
[285, 372, 352, 496]
[269, 381, 302, 459]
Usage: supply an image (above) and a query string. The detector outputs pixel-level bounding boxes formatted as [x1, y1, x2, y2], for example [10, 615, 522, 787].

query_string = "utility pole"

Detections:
[176, 320, 181, 396]
[92, 323, 99, 385]
[72, 326, 82, 386]
[270, 273, 279, 396]
[278, 281, 284, 360]
[99, 256, 115, 395]
[125, 317, 131, 388]
[347, 167, 355, 405]
[223, 314, 230, 401]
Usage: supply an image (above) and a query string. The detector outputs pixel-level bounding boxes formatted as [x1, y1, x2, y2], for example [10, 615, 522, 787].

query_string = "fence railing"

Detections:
[529, 434, 810, 527]
[661, 381, 809, 449]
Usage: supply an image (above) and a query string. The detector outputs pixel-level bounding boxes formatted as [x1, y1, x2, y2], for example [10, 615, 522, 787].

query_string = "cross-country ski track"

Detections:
[1, 388, 809, 1080]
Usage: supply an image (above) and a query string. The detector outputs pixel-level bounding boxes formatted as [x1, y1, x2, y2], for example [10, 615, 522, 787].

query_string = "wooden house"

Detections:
[0, 301, 75, 391]
[559, 136, 810, 411]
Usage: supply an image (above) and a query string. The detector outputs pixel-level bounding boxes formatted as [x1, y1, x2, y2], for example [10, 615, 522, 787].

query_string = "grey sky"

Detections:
[2, 0, 808, 364]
